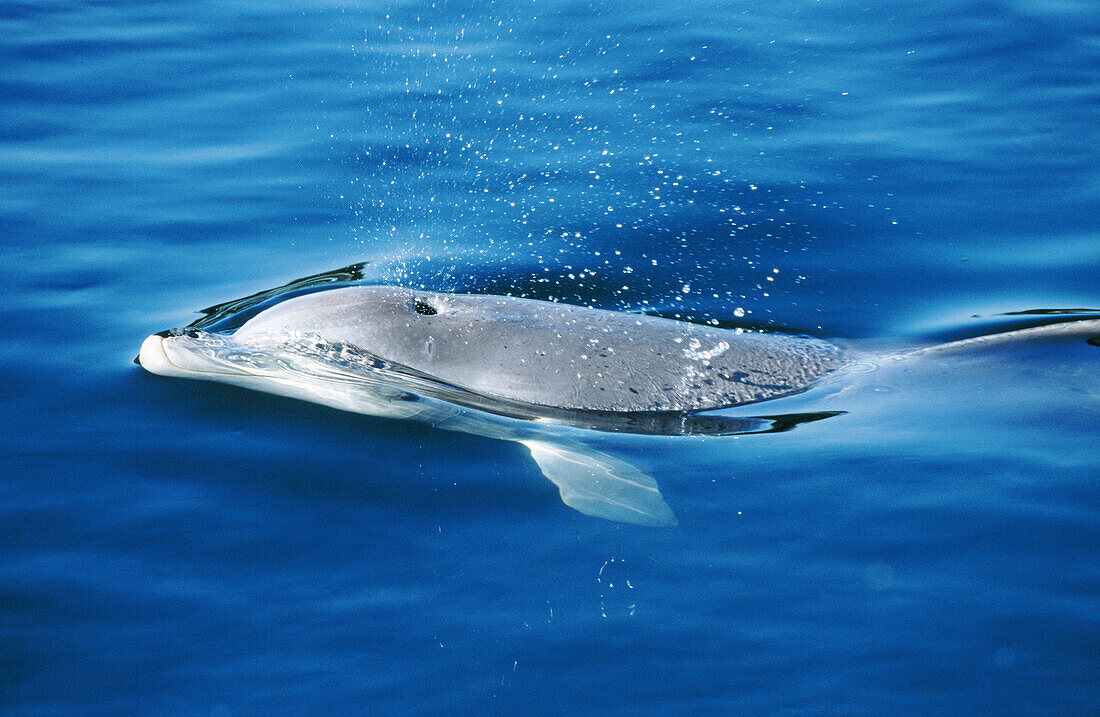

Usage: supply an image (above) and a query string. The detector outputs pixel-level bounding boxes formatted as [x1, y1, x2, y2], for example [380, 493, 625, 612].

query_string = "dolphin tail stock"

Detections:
[519, 439, 677, 527]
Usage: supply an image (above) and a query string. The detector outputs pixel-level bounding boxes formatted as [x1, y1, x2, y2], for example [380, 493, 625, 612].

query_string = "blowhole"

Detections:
[414, 301, 438, 316]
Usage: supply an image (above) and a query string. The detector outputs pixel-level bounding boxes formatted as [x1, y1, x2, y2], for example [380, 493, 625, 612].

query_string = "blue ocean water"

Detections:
[1, 0, 1098, 714]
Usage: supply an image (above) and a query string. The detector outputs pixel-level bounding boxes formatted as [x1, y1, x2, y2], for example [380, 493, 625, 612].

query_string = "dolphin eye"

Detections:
[414, 300, 437, 316]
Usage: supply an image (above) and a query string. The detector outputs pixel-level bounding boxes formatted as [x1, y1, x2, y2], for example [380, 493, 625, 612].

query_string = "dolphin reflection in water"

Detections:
[138, 265, 1100, 526]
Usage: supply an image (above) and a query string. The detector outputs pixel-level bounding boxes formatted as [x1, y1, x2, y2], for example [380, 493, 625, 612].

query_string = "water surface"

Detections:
[1, 0, 1098, 714]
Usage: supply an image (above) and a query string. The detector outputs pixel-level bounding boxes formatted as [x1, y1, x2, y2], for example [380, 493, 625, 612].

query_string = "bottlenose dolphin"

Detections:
[137, 272, 1100, 526]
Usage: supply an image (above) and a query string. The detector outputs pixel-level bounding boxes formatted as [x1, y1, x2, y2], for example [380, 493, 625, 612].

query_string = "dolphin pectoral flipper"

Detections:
[520, 439, 677, 527]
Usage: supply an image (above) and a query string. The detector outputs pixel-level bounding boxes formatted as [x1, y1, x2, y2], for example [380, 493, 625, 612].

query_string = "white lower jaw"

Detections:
[138, 334, 182, 377]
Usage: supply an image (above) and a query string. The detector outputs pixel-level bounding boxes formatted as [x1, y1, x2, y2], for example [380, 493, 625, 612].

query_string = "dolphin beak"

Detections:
[136, 330, 256, 378]
[137, 333, 178, 375]
[134, 330, 173, 365]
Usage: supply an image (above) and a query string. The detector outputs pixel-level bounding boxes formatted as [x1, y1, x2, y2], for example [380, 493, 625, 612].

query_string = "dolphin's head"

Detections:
[136, 312, 431, 419]
[138, 286, 426, 378]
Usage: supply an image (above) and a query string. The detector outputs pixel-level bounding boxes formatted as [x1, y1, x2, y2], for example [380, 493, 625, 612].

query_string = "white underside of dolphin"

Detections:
[138, 284, 1100, 526]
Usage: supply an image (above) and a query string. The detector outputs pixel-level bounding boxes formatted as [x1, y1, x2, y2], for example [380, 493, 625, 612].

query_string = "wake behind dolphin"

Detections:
[137, 267, 1100, 526]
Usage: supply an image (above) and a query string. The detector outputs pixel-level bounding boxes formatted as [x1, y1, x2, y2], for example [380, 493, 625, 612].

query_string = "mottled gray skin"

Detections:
[232, 286, 846, 413]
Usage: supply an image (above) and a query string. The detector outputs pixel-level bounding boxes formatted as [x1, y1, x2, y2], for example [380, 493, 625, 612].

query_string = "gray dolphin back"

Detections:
[232, 286, 846, 413]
